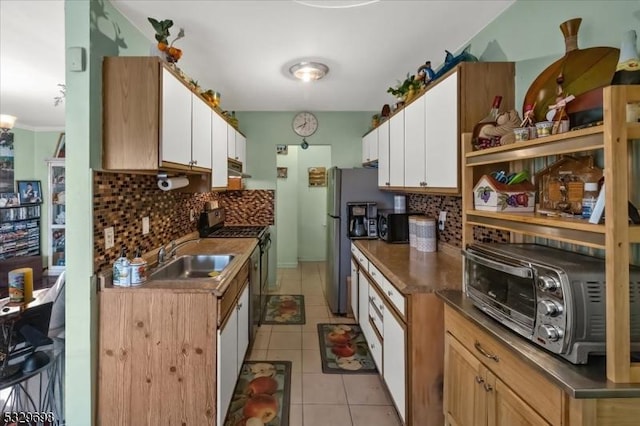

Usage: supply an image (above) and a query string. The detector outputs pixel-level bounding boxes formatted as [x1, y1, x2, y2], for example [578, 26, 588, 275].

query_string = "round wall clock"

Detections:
[292, 111, 318, 137]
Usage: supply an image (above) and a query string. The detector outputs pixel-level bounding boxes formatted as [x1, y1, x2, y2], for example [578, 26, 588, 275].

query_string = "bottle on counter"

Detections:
[130, 247, 147, 286]
[581, 182, 599, 219]
[113, 247, 131, 287]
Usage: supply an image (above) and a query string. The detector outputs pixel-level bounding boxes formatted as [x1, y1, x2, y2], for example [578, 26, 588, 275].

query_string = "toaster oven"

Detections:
[463, 243, 640, 364]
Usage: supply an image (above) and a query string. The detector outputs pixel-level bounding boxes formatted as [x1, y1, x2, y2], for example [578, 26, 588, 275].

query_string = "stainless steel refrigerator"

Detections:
[325, 167, 393, 314]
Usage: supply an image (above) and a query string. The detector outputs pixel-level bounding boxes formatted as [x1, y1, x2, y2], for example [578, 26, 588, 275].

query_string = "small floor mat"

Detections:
[261, 295, 306, 325]
[317, 323, 378, 374]
[224, 360, 292, 426]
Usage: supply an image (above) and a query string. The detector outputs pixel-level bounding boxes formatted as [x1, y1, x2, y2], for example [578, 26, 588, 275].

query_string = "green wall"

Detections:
[465, 0, 640, 109]
[276, 147, 299, 267]
[65, 0, 150, 424]
[238, 112, 371, 272]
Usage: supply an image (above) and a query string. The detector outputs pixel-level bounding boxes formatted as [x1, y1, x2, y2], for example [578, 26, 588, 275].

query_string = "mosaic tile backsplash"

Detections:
[407, 194, 509, 247]
[93, 172, 274, 272]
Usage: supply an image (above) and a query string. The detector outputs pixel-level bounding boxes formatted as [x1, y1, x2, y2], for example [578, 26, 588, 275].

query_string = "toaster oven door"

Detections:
[464, 249, 537, 337]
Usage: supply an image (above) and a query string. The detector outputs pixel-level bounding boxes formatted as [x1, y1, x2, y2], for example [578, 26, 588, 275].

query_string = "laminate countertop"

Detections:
[100, 237, 258, 296]
[354, 240, 462, 295]
[437, 290, 640, 398]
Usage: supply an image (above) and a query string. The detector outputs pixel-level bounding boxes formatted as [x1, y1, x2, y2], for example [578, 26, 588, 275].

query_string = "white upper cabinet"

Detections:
[211, 112, 229, 188]
[389, 110, 405, 187]
[161, 68, 191, 166]
[403, 96, 426, 188]
[425, 71, 458, 188]
[236, 132, 247, 166]
[377, 121, 390, 187]
[191, 94, 212, 169]
[362, 130, 378, 164]
[227, 125, 237, 160]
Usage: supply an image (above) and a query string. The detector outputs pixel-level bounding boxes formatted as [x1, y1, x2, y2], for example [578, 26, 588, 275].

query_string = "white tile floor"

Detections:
[246, 261, 402, 426]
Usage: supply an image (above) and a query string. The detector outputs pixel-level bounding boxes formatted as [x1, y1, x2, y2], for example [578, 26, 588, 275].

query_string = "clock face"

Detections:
[292, 112, 318, 137]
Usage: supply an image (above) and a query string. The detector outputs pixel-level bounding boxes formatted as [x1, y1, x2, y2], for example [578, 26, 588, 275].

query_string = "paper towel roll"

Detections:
[158, 176, 189, 191]
[394, 195, 406, 212]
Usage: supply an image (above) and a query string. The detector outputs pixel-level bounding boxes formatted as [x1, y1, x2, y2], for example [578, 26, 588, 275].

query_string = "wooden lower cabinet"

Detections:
[352, 252, 445, 425]
[98, 261, 251, 426]
[444, 305, 640, 426]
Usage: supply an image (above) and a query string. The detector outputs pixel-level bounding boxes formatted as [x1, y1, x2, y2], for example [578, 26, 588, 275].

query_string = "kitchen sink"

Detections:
[149, 254, 236, 280]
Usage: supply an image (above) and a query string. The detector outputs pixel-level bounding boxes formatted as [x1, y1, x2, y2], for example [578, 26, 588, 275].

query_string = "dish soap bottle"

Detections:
[113, 247, 131, 287]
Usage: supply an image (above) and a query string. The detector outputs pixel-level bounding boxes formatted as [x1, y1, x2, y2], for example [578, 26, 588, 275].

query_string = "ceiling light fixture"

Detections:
[294, 1, 379, 9]
[289, 62, 329, 82]
[0, 115, 17, 133]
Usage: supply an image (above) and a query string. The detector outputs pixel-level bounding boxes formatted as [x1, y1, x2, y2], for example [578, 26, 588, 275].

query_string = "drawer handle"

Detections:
[379, 304, 384, 311]
[370, 342, 375, 349]
[387, 290, 393, 297]
[474, 341, 499, 363]
[371, 271, 376, 277]
[475, 375, 484, 384]
[484, 382, 493, 392]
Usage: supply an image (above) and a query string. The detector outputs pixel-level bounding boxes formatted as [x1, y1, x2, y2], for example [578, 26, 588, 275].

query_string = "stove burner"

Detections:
[207, 226, 266, 239]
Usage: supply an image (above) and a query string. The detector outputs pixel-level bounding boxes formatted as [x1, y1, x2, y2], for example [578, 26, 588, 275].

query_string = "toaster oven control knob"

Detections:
[539, 324, 563, 342]
[538, 275, 560, 292]
[538, 300, 563, 317]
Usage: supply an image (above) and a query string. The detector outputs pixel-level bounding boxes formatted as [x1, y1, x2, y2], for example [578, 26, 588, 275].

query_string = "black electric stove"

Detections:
[198, 208, 271, 344]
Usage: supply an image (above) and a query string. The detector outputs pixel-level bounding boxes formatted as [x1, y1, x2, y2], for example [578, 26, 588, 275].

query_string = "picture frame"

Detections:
[0, 193, 20, 208]
[276, 144, 288, 155]
[16, 181, 42, 205]
[54, 132, 65, 158]
[308, 167, 327, 187]
[277, 167, 288, 179]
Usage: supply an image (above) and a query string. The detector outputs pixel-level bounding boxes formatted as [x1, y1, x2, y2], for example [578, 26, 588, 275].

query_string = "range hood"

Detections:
[228, 158, 252, 178]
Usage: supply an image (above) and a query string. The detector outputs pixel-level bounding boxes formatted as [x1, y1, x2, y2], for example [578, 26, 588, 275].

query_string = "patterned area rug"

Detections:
[261, 295, 305, 324]
[224, 361, 292, 426]
[317, 323, 378, 374]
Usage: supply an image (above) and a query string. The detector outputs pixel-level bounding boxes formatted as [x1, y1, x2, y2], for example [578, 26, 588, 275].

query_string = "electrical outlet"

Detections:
[104, 227, 115, 249]
[438, 211, 447, 231]
[142, 217, 150, 235]
[190, 209, 195, 222]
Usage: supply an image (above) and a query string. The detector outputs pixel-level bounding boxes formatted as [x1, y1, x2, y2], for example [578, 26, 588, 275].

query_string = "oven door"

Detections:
[463, 248, 536, 338]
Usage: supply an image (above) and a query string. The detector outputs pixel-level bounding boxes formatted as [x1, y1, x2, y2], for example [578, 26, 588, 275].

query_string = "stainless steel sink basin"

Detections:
[149, 254, 236, 280]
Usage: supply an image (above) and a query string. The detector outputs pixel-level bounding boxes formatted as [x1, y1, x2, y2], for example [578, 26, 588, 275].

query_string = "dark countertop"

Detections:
[437, 289, 640, 399]
[100, 237, 258, 296]
[354, 240, 462, 294]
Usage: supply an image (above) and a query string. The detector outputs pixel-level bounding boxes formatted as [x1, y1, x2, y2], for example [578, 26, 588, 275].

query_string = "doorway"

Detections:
[276, 145, 332, 268]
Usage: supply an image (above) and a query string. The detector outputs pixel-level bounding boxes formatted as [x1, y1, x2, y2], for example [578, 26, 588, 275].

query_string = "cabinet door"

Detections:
[377, 121, 390, 187]
[350, 259, 359, 319]
[211, 112, 229, 188]
[444, 333, 486, 426]
[236, 132, 247, 166]
[358, 271, 370, 334]
[425, 71, 458, 188]
[161, 68, 192, 166]
[237, 284, 250, 373]
[404, 95, 426, 187]
[362, 130, 377, 163]
[487, 372, 551, 426]
[227, 125, 237, 160]
[389, 110, 405, 187]
[383, 307, 407, 424]
[191, 95, 212, 169]
[217, 310, 239, 426]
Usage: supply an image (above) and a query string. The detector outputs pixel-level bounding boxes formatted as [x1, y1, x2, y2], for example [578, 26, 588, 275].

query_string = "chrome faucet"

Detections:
[157, 237, 201, 266]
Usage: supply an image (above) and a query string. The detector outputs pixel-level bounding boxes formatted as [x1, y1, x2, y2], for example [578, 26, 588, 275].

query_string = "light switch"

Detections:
[142, 217, 150, 235]
[438, 211, 447, 232]
[104, 227, 115, 249]
[67, 46, 86, 72]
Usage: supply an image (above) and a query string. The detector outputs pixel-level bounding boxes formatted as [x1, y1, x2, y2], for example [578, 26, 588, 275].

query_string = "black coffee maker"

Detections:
[347, 202, 377, 239]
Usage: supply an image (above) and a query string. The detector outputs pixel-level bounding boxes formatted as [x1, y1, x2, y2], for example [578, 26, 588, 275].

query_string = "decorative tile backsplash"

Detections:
[407, 194, 509, 247]
[93, 172, 274, 272]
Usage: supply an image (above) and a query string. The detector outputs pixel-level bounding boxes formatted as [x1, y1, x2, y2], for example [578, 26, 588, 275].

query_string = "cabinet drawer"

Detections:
[367, 263, 385, 291]
[380, 278, 405, 317]
[369, 300, 384, 338]
[367, 322, 383, 372]
[351, 244, 368, 269]
[445, 307, 562, 425]
[368, 282, 385, 314]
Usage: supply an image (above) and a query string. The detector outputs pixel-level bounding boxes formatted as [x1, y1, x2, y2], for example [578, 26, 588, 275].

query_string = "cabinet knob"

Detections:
[387, 290, 393, 297]
[386, 182, 390, 186]
[475, 375, 484, 384]
[379, 304, 384, 311]
[237, 302, 243, 310]
[192, 160, 197, 165]
[484, 382, 493, 392]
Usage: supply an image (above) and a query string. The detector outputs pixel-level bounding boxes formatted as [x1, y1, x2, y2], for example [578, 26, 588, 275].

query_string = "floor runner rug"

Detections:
[261, 295, 305, 324]
[224, 360, 292, 426]
[317, 323, 378, 374]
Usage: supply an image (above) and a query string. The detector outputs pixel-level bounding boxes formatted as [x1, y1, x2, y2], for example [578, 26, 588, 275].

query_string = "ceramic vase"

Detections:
[611, 30, 640, 85]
